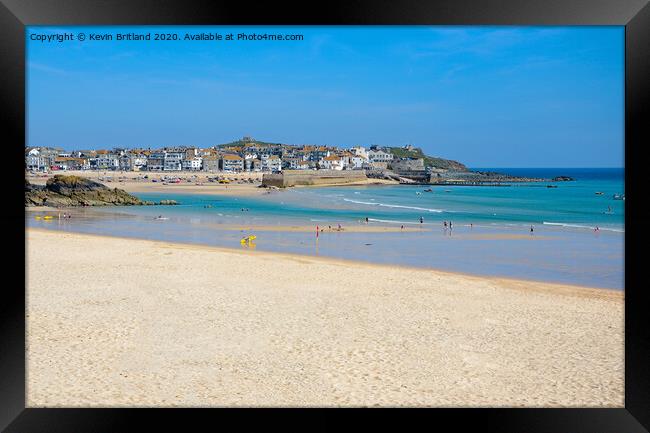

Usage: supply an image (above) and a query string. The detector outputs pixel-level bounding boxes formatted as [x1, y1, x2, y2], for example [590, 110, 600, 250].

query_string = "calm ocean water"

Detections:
[27, 168, 625, 289]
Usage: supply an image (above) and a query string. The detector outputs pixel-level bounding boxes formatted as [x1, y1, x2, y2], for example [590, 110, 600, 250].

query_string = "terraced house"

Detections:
[221, 154, 244, 172]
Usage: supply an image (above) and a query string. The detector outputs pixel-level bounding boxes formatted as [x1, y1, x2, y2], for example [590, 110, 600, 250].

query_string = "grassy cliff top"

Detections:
[387, 147, 467, 171]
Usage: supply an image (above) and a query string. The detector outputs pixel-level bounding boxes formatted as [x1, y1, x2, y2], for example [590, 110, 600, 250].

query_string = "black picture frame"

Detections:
[2, 0, 648, 431]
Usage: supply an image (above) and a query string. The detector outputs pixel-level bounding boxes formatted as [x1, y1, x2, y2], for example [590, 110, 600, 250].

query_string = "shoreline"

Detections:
[26, 228, 624, 406]
[25, 227, 620, 296]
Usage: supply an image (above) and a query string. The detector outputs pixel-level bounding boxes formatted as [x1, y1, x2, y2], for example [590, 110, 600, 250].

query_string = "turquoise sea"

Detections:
[27, 168, 625, 290]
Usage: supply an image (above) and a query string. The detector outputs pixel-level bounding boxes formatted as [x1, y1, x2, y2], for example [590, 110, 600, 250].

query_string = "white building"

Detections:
[182, 157, 203, 171]
[350, 146, 368, 159]
[222, 154, 244, 172]
[96, 153, 120, 170]
[261, 155, 282, 172]
[367, 149, 393, 163]
[349, 155, 366, 169]
[164, 152, 184, 171]
[25, 148, 46, 171]
[320, 155, 345, 170]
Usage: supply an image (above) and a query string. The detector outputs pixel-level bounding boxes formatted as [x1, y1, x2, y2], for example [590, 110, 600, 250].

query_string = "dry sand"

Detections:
[26, 228, 624, 407]
[27, 170, 266, 197]
[26, 170, 398, 197]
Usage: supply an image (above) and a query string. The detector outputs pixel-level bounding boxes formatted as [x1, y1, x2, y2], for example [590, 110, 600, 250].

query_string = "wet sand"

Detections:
[26, 228, 623, 407]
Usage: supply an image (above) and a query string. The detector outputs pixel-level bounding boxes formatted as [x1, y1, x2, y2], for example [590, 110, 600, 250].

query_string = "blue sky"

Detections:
[27, 26, 624, 167]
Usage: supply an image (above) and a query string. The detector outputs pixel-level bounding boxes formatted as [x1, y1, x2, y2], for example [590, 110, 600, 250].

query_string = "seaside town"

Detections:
[25, 136, 457, 175]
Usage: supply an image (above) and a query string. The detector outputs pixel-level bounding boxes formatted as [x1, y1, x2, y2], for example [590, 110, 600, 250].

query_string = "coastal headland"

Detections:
[27, 228, 623, 407]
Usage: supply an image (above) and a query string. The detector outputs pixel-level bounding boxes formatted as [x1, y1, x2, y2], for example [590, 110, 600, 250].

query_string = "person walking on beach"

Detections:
[449, 221, 453, 230]
[365, 217, 369, 224]
[530, 225, 534, 235]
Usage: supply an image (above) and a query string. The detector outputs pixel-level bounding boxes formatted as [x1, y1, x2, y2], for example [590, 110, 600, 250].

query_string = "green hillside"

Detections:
[217, 140, 283, 148]
[387, 147, 467, 171]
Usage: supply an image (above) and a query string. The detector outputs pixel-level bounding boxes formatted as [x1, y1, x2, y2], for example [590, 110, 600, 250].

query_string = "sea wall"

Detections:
[262, 170, 367, 187]
[390, 158, 425, 172]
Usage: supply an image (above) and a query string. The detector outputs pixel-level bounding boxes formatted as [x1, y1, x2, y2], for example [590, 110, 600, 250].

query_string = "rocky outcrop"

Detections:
[25, 175, 178, 207]
[552, 176, 575, 182]
[369, 168, 558, 185]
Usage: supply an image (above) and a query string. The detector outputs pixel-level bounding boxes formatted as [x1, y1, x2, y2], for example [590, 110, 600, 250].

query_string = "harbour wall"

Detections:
[262, 170, 367, 187]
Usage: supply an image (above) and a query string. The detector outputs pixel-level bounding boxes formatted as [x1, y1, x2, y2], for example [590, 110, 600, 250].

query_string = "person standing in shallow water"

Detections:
[420, 216, 424, 224]
[530, 225, 534, 235]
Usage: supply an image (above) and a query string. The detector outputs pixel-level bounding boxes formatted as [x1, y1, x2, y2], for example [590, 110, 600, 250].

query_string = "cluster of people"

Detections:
[316, 224, 344, 235]
[59, 213, 72, 219]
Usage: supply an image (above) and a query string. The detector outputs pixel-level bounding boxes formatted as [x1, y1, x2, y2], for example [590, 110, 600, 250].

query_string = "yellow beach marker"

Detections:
[240, 235, 257, 246]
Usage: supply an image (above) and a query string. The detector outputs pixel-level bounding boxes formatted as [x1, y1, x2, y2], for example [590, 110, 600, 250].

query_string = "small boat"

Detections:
[444, 190, 451, 193]
[547, 185, 558, 188]
[595, 191, 604, 195]
[154, 216, 169, 220]
[613, 193, 625, 200]
[423, 188, 433, 192]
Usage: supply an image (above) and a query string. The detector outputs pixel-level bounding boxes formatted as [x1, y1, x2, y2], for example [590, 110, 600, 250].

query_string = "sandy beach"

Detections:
[26, 228, 623, 407]
[26, 170, 398, 197]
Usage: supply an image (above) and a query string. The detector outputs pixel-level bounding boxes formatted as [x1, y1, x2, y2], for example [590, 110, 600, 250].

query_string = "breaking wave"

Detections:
[343, 198, 445, 213]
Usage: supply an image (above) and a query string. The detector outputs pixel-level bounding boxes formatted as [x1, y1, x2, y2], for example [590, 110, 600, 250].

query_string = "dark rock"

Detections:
[25, 175, 170, 208]
[552, 176, 575, 181]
